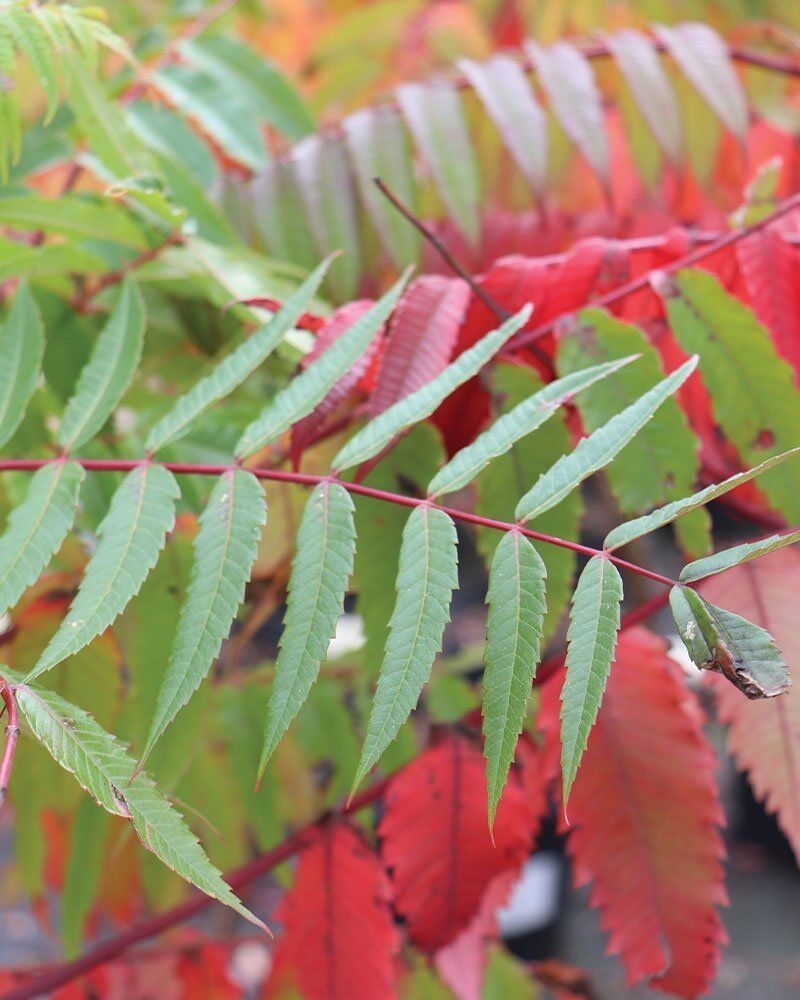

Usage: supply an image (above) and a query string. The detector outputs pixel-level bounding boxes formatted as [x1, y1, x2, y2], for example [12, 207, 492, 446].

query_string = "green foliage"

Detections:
[680, 529, 800, 583]
[0, 280, 43, 448]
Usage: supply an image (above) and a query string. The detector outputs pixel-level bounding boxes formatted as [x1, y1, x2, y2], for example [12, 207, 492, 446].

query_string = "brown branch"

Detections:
[71, 233, 184, 312]
[0, 679, 20, 814]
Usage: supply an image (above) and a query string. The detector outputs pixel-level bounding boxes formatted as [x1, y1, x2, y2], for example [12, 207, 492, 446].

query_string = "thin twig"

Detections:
[72, 233, 184, 312]
[0, 679, 20, 814]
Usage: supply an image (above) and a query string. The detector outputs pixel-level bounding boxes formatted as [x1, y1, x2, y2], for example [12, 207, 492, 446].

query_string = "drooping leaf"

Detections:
[560, 555, 623, 803]
[258, 482, 355, 780]
[369, 275, 469, 416]
[700, 550, 800, 865]
[525, 40, 609, 191]
[379, 735, 534, 951]
[251, 158, 318, 272]
[146, 260, 330, 453]
[0, 460, 84, 620]
[483, 531, 546, 826]
[267, 822, 398, 999]
[605, 449, 800, 552]
[604, 29, 683, 165]
[353, 505, 458, 790]
[27, 464, 179, 681]
[57, 278, 144, 451]
[516, 357, 697, 523]
[655, 268, 800, 521]
[140, 471, 266, 766]
[334, 307, 530, 474]
[235, 273, 409, 459]
[0, 279, 44, 449]
[458, 54, 548, 200]
[396, 79, 482, 246]
[429, 355, 636, 499]
[62, 798, 110, 957]
[681, 530, 800, 583]
[342, 105, 420, 268]
[669, 584, 789, 699]
[655, 22, 748, 142]
[539, 627, 726, 997]
[11, 676, 266, 930]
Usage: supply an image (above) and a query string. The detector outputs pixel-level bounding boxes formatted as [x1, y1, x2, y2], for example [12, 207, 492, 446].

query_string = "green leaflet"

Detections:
[352, 505, 458, 791]
[62, 798, 110, 957]
[10, 677, 266, 931]
[0, 279, 44, 449]
[0, 194, 146, 248]
[516, 356, 697, 524]
[140, 471, 266, 766]
[146, 260, 330, 452]
[27, 464, 179, 681]
[560, 555, 623, 802]
[428, 354, 637, 498]
[476, 364, 580, 640]
[5, 6, 59, 121]
[257, 482, 356, 780]
[655, 269, 800, 522]
[483, 531, 546, 826]
[605, 448, 800, 551]
[0, 461, 84, 619]
[58, 278, 145, 451]
[235, 273, 409, 459]
[669, 585, 789, 699]
[334, 307, 530, 474]
[680, 530, 800, 583]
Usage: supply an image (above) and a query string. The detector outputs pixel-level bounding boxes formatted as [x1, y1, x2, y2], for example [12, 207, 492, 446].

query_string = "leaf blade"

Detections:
[0, 279, 44, 449]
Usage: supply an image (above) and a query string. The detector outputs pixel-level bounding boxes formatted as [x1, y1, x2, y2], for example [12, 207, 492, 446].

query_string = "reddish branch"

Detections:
[0, 679, 19, 814]
[71, 233, 184, 312]
[0, 458, 679, 589]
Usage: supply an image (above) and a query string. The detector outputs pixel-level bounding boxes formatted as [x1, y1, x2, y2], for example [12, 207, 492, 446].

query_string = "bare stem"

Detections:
[0, 678, 20, 814]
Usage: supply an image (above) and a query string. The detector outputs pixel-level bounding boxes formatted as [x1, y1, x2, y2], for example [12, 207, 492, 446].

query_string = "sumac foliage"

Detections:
[2, 2, 800, 998]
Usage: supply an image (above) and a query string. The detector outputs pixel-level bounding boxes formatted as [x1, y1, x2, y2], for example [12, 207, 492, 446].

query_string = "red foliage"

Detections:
[539, 627, 727, 998]
[379, 734, 535, 952]
[266, 821, 399, 1000]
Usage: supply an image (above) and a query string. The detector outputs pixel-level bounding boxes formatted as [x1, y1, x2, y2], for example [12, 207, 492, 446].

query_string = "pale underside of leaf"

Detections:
[258, 481, 356, 781]
[483, 530, 546, 826]
[605, 448, 800, 551]
[428, 355, 637, 498]
[0, 461, 85, 619]
[12, 678, 266, 931]
[670, 585, 789, 699]
[235, 273, 409, 459]
[560, 555, 623, 802]
[140, 470, 266, 766]
[0, 279, 44, 449]
[333, 306, 530, 473]
[58, 277, 145, 451]
[516, 356, 697, 523]
[27, 464, 179, 680]
[353, 505, 458, 791]
[680, 530, 800, 583]
[146, 260, 330, 452]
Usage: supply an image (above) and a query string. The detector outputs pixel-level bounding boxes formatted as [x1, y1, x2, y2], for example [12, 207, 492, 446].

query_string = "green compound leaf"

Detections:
[235, 273, 409, 459]
[146, 260, 330, 452]
[353, 505, 458, 791]
[140, 470, 266, 766]
[560, 555, 623, 803]
[483, 530, 546, 827]
[669, 584, 789, 699]
[605, 448, 800, 552]
[57, 278, 145, 452]
[257, 482, 356, 781]
[0, 460, 84, 619]
[333, 307, 530, 474]
[0, 279, 44, 449]
[680, 530, 800, 584]
[27, 464, 179, 681]
[428, 354, 636, 498]
[11, 677, 266, 931]
[516, 357, 697, 524]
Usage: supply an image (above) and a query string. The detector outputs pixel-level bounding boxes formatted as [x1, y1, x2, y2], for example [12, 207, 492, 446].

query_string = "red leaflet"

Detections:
[369, 275, 470, 415]
[379, 734, 534, 952]
[289, 300, 376, 465]
[736, 229, 800, 380]
[267, 821, 398, 1000]
[537, 236, 629, 325]
[539, 627, 726, 998]
[700, 550, 800, 865]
